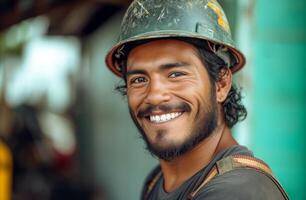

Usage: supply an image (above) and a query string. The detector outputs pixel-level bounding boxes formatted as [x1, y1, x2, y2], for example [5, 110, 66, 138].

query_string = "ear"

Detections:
[216, 69, 232, 103]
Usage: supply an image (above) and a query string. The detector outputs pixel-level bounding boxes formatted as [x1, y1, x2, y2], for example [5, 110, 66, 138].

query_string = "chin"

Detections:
[145, 132, 193, 161]
[147, 128, 186, 147]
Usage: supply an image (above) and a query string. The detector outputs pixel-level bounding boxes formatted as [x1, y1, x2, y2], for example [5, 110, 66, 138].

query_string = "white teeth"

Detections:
[149, 112, 182, 123]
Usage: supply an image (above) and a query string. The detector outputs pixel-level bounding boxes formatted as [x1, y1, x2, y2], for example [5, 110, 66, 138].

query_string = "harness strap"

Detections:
[188, 155, 289, 199]
[143, 155, 289, 199]
[144, 171, 162, 198]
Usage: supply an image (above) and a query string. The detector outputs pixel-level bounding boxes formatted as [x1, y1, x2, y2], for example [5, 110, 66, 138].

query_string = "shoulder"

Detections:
[194, 168, 285, 200]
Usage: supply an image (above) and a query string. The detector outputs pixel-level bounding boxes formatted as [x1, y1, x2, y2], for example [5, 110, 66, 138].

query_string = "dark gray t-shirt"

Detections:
[143, 145, 285, 200]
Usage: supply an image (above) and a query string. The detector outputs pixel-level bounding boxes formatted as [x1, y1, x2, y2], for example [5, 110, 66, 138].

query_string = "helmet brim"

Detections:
[105, 31, 246, 77]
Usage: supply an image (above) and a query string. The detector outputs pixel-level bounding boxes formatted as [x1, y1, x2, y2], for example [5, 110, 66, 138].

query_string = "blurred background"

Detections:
[0, 0, 305, 199]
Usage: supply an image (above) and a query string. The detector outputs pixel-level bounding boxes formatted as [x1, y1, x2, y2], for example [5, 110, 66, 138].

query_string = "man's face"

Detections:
[126, 39, 218, 161]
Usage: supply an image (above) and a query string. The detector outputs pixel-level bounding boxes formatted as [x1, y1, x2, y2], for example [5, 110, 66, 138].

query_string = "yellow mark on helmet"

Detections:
[207, 0, 230, 33]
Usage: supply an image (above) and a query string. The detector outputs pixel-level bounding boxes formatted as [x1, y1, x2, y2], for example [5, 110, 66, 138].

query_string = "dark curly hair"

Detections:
[196, 46, 247, 128]
[114, 38, 247, 128]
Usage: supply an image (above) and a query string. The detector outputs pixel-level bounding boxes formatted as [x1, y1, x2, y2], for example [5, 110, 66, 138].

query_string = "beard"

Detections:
[128, 87, 218, 162]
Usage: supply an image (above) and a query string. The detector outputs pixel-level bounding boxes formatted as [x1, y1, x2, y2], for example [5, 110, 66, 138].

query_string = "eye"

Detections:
[130, 76, 147, 85]
[169, 71, 186, 78]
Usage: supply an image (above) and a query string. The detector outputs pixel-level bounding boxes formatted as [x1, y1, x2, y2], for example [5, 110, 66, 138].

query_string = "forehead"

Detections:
[127, 39, 200, 66]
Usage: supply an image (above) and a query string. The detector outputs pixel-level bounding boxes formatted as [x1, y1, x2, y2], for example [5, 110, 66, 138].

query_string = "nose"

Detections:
[144, 77, 171, 105]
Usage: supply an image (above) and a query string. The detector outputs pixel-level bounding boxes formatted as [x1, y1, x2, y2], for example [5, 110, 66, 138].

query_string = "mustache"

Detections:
[137, 102, 191, 118]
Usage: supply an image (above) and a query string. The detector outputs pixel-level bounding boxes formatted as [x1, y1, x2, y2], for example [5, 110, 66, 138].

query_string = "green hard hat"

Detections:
[105, 0, 245, 77]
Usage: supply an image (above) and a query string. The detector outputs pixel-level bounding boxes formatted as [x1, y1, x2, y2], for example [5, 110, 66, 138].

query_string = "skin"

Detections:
[126, 39, 238, 192]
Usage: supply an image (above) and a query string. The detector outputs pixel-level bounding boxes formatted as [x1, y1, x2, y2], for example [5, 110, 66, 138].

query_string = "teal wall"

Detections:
[252, 1, 306, 199]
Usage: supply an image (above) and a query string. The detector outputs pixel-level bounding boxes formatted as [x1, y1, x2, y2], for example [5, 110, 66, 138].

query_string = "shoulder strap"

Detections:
[141, 166, 162, 200]
[188, 155, 289, 200]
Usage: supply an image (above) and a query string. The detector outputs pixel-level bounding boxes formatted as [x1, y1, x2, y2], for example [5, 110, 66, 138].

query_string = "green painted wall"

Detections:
[252, 1, 306, 199]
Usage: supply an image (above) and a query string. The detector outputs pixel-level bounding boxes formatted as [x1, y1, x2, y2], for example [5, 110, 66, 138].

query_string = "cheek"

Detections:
[127, 92, 143, 113]
[187, 89, 213, 120]
[127, 95, 135, 110]
[176, 83, 210, 104]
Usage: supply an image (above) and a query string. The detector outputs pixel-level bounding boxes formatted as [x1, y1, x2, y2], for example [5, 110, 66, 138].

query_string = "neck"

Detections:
[159, 123, 238, 192]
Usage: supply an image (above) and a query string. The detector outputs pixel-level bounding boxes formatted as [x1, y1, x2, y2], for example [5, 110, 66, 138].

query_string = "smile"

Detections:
[149, 112, 183, 123]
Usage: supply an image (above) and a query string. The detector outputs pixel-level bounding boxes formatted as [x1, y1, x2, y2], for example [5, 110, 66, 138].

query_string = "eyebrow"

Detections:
[126, 62, 190, 77]
[159, 62, 190, 70]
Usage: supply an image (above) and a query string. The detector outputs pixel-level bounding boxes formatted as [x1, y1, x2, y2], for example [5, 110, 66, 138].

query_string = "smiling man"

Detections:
[105, 0, 288, 199]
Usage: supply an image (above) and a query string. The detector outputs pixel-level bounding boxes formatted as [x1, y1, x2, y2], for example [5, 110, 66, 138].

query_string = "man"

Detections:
[105, 0, 288, 199]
